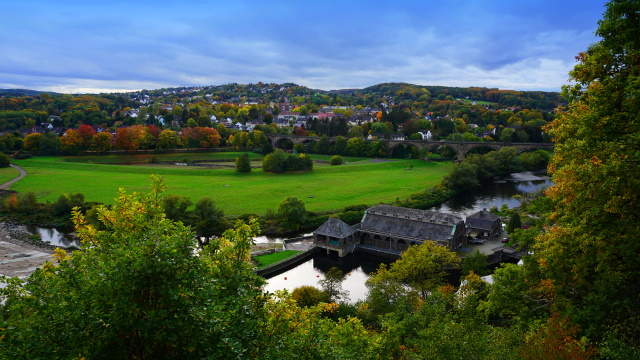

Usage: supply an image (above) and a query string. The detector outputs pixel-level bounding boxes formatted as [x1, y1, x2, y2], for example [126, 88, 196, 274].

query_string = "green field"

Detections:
[10, 153, 452, 216]
[254, 250, 302, 268]
[0, 166, 20, 185]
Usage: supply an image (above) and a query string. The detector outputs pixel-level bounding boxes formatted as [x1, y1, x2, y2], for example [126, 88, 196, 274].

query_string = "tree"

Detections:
[0, 177, 265, 359]
[22, 133, 42, 152]
[388, 241, 460, 298]
[262, 148, 287, 173]
[332, 136, 347, 155]
[291, 286, 329, 307]
[192, 196, 227, 245]
[277, 196, 307, 231]
[507, 212, 521, 234]
[346, 137, 366, 156]
[534, 0, 640, 345]
[235, 153, 252, 173]
[91, 131, 112, 153]
[0, 152, 10, 168]
[157, 129, 180, 150]
[162, 193, 192, 224]
[318, 267, 349, 303]
[316, 135, 330, 154]
[442, 162, 479, 192]
[60, 128, 83, 154]
[461, 250, 489, 278]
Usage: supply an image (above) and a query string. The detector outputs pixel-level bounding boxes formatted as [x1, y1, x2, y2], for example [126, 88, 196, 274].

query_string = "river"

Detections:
[263, 170, 552, 302]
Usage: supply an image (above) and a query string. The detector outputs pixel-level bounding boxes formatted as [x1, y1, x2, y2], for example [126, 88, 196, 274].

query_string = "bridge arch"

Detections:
[390, 143, 420, 159]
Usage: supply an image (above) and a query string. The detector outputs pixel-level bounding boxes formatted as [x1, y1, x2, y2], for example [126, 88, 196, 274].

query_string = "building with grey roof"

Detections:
[313, 204, 467, 257]
[465, 209, 502, 239]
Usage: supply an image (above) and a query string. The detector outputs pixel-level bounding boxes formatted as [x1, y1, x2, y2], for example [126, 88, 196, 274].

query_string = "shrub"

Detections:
[330, 155, 343, 165]
[235, 153, 252, 173]
[0, 153, 9, 168]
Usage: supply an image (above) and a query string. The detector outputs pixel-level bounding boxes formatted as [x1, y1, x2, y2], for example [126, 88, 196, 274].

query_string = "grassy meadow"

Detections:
[0, 166, 21, 185]
[10, 152, 452, 216]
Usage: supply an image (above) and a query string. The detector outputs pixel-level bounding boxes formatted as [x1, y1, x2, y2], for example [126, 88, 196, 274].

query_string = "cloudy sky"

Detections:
[1, 0, 605, 94]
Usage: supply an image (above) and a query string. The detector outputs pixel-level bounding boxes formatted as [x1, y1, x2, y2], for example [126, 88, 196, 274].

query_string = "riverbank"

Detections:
[0, 222, 55, 279]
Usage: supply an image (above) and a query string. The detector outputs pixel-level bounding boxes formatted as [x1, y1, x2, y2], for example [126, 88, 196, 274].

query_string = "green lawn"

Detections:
[0, 166, 20, 185]
[10, 153, 452, 216]
[254, 250, 302, 268]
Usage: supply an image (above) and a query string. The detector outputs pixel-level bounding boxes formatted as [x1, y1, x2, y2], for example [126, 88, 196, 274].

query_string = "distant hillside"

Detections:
[0, 89, 58, 97]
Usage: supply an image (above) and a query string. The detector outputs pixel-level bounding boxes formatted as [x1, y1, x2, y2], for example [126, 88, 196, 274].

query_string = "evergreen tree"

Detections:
[235, 152, 251, 173]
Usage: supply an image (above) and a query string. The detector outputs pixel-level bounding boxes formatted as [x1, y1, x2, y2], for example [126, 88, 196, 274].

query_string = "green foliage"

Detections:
[0, 177, 266, 359]
[162, 193, 192, 224]
[0, 152, 9, 168]
[277, 196, 307, 231]
[535, 0, 640, 345]
[329, 155, 343, 165]
[262, 148, 287, 173]
[388, 241, 460, 298]
[192, 196, 227, 243]
[291, 286, 330, 307]
[235, 152, 252, 173]
[442, 162, 479, 191]
[461, 250, 490, 278]
[507, 212, 521, 234]
[318, 267, 349, 303]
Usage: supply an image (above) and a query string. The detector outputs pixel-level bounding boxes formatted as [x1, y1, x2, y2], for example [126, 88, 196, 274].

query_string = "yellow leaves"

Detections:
[52, 248, 70, 263]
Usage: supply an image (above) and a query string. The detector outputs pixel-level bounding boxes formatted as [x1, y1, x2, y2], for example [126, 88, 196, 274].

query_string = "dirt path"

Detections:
[0, 164, 27, 190]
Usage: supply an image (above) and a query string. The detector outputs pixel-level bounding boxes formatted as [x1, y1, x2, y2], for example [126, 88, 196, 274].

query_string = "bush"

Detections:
[330, 155, 343, 165]
[235, 153, 252, 173]
[0, 152, 9, 168]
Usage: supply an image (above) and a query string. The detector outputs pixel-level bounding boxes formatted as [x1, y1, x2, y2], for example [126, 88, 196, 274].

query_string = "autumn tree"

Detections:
[91, 131, 112, 153]
[0, 177, 265, 359]
[157, 129, 180, 150]
[60, 128, 83, 154]
[534, 0, 640, 346]
[22, 133, 42, 153]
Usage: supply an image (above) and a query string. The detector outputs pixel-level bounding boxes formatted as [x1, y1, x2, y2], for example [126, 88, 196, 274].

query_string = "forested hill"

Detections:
[0, 89, 56, 97]
[1, 82, 563, 111]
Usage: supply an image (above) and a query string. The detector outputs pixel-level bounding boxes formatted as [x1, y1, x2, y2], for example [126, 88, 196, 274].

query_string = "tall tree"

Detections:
[277, 196, 307, 231]
[235, 153, 252, 173]
[536, 0, 640, 345]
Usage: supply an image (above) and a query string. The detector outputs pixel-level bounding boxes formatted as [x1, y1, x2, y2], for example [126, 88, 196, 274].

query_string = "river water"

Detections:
[263, 170, 552, 302]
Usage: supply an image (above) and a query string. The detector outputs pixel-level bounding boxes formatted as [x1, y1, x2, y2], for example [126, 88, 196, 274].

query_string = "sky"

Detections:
[0, 0, 606, 94]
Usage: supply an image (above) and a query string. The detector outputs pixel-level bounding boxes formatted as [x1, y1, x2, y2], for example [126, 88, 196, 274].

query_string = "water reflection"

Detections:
[25, 225, 80, 248]
[263, 251, 396, 302]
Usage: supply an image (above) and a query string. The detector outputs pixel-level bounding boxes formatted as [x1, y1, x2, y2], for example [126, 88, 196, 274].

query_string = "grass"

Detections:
[255, 250, 302, 268]
[0, 166, 20, 185]
[10, 153, 452, 216]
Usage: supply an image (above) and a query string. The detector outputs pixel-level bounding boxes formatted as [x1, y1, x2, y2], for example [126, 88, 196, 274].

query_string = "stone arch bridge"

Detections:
[265, 134, 554, 161]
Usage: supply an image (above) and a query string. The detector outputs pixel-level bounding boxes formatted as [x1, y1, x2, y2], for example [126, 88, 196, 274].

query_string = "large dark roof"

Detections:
[314, 218, 358, 238]
[361, 205, 464, 242]
[465, 210, 501, 231]
[466, 209, 500, 222]
[366, 204, 462, 225]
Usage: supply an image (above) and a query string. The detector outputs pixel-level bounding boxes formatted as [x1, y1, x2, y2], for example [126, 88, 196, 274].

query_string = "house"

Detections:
[358, 205, 467, 252]
[313, 204, 467, 257]
[391, 133, 405, 141]
[313, 218, 360, 257]
[465, 209, 502, 239]
[418, 130, 432, 140]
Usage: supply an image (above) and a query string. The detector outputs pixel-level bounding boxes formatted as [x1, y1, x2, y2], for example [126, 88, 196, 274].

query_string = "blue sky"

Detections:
[0, 0, 606, 93]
